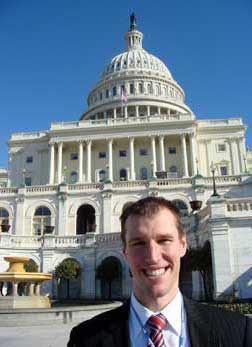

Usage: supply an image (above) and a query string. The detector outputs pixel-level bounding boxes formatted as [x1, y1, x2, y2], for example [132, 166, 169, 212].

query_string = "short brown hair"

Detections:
[120, 196, 185, 248]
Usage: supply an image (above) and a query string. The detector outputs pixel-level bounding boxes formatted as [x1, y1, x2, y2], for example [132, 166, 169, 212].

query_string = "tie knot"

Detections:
[147, 313, 167, 331]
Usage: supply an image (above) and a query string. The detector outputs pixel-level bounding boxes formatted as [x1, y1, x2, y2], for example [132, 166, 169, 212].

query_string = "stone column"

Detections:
[189, 133, 197, 176]
[228, 138, 237, 175]
[203, 139, 211, 176]
[147, 106, 150, 117]
[113, 108, 117, 119]
[129, 137, 136, 180]
[78, 141, 83, 183]
[181, 133, 189, 177]
[57, 142, 63, 184]
[236, 137, 245, 173]
[49, 142, 55, 184]
[12, 283, 18, 296]
[151, 136, 157, 178]
[86, 140, 92, 182]
[35, 283, 41, 296]
[135, 105, 139, 118]
[157, 107, 161, 115]
[108, 139, 113, 181]
[29, 283, 35, 296]
[158, 135, 165, 171]
[124, 106, 128, 118]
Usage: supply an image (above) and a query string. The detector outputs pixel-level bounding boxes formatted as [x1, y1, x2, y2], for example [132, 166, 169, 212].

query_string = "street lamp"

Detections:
[210, 162, 220, 197]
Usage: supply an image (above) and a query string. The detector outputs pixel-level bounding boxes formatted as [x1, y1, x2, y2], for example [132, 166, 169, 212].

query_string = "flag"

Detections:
[121, 89, 128, 103]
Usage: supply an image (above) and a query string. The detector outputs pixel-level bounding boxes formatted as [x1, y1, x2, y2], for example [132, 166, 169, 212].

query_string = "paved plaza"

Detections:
[0, 323, 76, 347]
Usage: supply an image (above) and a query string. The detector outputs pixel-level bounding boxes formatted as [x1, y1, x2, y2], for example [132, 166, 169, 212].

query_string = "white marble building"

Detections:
[0, 16, 252, 301]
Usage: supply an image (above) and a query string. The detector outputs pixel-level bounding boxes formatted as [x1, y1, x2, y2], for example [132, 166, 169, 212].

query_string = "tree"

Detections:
[183, 242, 213, 300]
[24, 259, 39, 272]
[54, 259, 81, 299]
[96, 257, 121, 299]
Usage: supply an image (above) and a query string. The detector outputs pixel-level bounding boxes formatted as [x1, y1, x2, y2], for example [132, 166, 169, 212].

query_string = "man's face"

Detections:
[123, 208, 187, 310]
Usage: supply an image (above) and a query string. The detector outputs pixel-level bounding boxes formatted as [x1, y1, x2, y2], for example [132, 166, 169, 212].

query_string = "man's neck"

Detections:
[134, 289, 179, 312]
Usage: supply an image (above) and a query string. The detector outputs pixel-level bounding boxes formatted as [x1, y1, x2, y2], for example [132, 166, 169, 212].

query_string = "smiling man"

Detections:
[68, 197, 252, 347]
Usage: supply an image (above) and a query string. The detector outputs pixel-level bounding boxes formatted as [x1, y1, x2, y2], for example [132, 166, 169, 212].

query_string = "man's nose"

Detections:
[145, 242, 160, 263]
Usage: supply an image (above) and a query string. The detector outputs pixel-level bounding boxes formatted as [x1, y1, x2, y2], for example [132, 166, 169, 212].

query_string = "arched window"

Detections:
[70, 171, 78, 184]
[169, 165, 178, 178]
[33, 206, 51, 236]
[172, 200, 189, 216]
[140, 167, 148, 180]
[76, 204, 96, 234]
[120, 169, 127, 181]
[99, 170, 106, 182]
[0, 208, 9, 225]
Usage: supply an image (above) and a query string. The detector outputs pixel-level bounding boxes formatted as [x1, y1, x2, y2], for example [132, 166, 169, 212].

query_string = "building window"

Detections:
[33, 206, 51, 236]
[139, 148, 148, 156]
[26, 156, 33, 163]
[70, 171, 78, 183]
[0, 208, 9, 226]
[140, 167, 148, 180]
[168, 147, 176, 154]
[147, 84, 153, 94]
[99, 152, 106, 158]
[113, 86, 117, 96]
[139, 83, 143, 93]
[121, 85, 125, 93]
[99, 169, 106, 182]
[70, 153, 78, 160]
[168, 166, 178, 178]
[130, 83, 134, 94]
[217, 144, 226, 152]
[220, 166, 228, 176]
[106, 89, 109, 98]
[120, 168, 127, 181]
[119, 150, 127, 157]
[24, 177, 32, 186]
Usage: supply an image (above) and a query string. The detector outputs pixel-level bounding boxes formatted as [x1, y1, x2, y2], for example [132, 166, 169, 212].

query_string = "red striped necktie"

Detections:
[146, 313, 168, 347]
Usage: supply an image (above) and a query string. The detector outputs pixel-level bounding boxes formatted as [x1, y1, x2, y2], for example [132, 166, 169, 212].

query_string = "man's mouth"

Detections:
[144, 267, 168, 277]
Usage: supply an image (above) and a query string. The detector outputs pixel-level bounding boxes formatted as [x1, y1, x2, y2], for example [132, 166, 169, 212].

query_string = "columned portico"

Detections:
[181, 134, 189, 177]
[151, 136, 157, 178]
[108, 139, 113, 181]
[57, 142, 63, 184]
[189, 133, 197, 176]
[158, 135, 165, 171]
[49, 142, 55, 184]
[86, 140, 92, 182]
[129, 137, 136, 180]
[78, 141, 84, 183]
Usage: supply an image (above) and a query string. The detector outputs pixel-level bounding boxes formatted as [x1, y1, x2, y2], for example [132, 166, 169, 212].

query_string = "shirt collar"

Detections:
[130, 290, 183, 337]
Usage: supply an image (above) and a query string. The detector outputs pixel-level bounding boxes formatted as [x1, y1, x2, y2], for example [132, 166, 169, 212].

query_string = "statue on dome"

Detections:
[130, 12, 137, 31]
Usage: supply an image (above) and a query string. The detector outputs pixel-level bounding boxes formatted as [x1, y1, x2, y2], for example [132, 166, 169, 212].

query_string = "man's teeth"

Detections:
[145, 268, 166, 276]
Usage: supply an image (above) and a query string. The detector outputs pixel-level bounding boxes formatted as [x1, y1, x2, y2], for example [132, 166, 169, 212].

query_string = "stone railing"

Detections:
[226, 198, 252, 215]
[50, 113, 194, 130]
[96, 232, 122, 244]
[25, 185, 58, 193]
[0, 235, 41, 248]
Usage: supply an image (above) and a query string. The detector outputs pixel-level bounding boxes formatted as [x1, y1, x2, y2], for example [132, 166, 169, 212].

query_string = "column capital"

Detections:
[86, 139, 92, 145]
[49, 141, 56, 146]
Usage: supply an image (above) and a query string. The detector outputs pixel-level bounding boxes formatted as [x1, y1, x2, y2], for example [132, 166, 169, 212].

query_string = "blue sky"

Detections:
[1, 0, 251, 168]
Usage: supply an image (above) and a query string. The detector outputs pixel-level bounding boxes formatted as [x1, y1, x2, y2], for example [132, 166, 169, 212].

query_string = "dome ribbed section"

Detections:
[100, 48, 172, 81]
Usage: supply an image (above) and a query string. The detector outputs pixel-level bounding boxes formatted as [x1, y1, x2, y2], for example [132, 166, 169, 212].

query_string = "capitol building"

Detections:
[0, 15, 252, 301]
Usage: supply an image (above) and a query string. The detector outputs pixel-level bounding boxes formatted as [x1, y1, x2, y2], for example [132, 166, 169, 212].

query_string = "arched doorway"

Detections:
[55, 258, 81, 299]
[76, 204, 96, 234]
[96, 256, 122, 299]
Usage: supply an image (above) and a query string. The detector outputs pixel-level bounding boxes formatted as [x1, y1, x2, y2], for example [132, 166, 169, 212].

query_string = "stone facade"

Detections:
[0, 17, 252, 301]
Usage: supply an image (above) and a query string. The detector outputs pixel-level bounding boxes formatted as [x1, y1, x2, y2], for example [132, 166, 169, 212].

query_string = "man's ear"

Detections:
[180, 234, 187, 257]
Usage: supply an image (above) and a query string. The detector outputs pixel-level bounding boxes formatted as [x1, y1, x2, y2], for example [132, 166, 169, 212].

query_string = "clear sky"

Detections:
[1, 0, 251, 168]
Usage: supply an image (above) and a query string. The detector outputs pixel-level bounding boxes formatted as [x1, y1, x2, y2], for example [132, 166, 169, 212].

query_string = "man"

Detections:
[68, 197, 252, 346]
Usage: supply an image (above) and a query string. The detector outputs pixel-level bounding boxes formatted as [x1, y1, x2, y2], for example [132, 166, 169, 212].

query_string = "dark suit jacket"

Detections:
[68, 297, 252, 347]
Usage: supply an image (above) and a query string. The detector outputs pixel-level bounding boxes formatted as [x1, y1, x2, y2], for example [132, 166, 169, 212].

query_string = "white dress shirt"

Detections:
[129, 290, 190, 347]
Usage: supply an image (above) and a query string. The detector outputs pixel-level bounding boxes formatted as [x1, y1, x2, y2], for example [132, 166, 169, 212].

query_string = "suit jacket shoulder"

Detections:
[184, 297, 252, 347]
[67, 302, 131, 347]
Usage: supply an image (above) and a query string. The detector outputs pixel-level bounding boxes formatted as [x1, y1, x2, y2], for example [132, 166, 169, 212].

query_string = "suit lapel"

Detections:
[184, 297, 218, 347]
[103, 302, 131, 347]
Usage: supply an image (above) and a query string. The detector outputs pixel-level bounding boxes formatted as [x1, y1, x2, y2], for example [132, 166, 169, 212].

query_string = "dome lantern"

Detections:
[125, 13, 143, 51]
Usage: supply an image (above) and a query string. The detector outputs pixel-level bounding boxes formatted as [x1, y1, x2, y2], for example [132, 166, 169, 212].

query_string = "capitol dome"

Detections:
[81, 14, 193, 120]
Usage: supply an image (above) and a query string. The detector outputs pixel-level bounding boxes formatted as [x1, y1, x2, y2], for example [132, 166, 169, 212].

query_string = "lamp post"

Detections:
[210, 162, 220, 197]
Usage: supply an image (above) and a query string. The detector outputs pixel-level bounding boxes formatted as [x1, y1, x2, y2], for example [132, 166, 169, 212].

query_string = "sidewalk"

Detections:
[0, 323, 76, 347]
